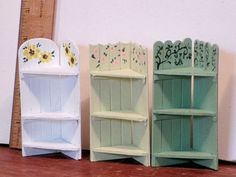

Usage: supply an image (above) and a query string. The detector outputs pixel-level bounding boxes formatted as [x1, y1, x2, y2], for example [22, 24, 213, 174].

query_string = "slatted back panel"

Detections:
[90, 42, 148, 150]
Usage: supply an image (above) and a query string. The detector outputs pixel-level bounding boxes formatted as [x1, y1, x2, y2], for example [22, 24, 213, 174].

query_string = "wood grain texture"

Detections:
[0, 146, 235, 177]
[10, 0, 55, 149]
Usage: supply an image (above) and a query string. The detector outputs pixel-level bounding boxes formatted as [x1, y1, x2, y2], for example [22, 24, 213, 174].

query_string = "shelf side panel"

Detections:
[153, 80, 162, 110]
[60, 77, 78, 114]
[132, 79, 147, 115]
[152, 120, 162, 165]
[194, 77, 217, 112]
[91, 79, 101, 112]
[20, 78, 34, 114]
[61, 121, 79, 145]
[194, 40, 219, 73]
[60, 41, 80, 72]
[193, 117, 218, 169]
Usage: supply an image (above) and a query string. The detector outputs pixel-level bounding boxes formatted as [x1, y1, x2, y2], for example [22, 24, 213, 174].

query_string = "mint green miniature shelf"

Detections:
[152, 38, 219, 170]
[90, 42, 150, 166]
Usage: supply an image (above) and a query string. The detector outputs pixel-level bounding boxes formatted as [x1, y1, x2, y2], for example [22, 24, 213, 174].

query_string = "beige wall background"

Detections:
[53, 0, 236, 161]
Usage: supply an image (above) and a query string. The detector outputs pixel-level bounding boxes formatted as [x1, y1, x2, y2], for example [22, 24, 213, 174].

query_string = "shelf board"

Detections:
[21, 67, 78, 76]
[91, 111, 147, 122]
[92, 145, 147, 156]
[154, 67, 216, 77]
[23, 139, 79, 151]
[22, 112, 80, 121]
[154, 151, 215, 160]
[153, 108, 215, 117]
[90, 69, 146, 79]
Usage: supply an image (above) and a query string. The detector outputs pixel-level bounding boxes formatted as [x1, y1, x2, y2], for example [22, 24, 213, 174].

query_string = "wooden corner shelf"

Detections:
[90, 42, 150, 166]
[152, 38, 219, 170]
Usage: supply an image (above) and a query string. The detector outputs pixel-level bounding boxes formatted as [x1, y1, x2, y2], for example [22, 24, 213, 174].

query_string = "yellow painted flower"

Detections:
[39, 51, 53, 63]
[68, 53, 78, 67]
[63, 43, 71, 57]
[23, 44, 40, 60]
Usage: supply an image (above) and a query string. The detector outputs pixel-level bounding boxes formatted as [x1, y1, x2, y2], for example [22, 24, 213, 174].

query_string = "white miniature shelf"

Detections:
[155, 151, 215, 160]
[154, 67, 216, 77]
[21, 67, 78, 76]
[19, 38, 81, 160]
[92, 111, 147, 122]
[93, 145, 147, 156]
[90, 69, 146, 79]
[153, 108, 215, 117]
[22, 112, 80, 121]
[23, 139, 79, 151]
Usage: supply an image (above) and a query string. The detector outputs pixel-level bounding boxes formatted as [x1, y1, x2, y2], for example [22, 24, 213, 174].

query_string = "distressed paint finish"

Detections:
[152, 38, 219, 170]
[90, 42, 149, 166]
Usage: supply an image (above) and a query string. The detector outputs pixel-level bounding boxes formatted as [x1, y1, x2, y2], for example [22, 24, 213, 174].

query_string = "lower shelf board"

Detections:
[153, 108, 215, 117]
[91, 111, 147, 122]
[92, 145, 147, 156]
[154, 151, 215, 160]
[23, 139, 80, 151]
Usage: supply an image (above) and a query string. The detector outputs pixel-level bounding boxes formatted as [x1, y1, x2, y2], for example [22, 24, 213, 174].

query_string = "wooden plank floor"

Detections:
[0, 145, 236, 177]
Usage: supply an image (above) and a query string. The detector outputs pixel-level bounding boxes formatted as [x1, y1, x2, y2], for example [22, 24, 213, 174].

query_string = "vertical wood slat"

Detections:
[111, 79, 121, 146]
[10, 0, 56, 148]
[100, 79, 111, 146]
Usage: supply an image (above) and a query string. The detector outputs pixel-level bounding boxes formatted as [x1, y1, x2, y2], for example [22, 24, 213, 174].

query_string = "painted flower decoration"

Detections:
[39, 51, 55, 64]
[63, 42, 78, 67]
[22, 42, 55, 64]
[63, 43, 71, 57]
[23, 44, 40, 62]
[68, 53, 78, 67]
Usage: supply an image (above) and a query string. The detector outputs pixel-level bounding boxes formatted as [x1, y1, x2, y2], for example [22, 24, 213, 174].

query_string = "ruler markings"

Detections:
[10, 0, 55, 149]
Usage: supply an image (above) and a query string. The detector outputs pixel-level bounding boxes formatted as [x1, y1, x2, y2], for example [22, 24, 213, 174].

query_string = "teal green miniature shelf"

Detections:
[90, 42, 150, 166]
[152, 38, 219, 170]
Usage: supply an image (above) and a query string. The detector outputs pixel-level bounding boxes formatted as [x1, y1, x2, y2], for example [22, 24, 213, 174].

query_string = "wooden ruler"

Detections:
[10, 0, 56, 148]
